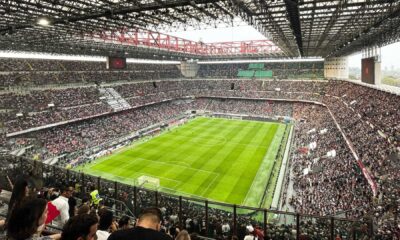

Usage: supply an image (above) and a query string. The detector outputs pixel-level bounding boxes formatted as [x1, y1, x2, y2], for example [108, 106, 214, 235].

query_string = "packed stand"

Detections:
[321, 81, 399, 239]
[289, 103, 372, 218]
[0, 59, 183, 87]
[25, 101, 193, 160]
[197, 62, 324, 79]
[1, 60, 399, 239]
[0, 155, 370, 240]
[1, 79, 327, 134]
[1, 87, 112, 133]
[8, 98, 296, 160]
[325, 81, 399, 143]
[203, 98, 293, 117]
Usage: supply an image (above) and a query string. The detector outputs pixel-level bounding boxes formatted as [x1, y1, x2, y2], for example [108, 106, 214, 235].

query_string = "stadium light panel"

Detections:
[37, 18, 50, 26]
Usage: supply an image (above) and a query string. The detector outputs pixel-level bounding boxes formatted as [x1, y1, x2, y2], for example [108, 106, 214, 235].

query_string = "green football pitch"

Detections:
[75, 117, 286, 207]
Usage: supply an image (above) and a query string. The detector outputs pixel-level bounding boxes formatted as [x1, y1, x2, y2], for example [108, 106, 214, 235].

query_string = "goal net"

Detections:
[137, 175, 160, 190]
[230, 115, 242, 120]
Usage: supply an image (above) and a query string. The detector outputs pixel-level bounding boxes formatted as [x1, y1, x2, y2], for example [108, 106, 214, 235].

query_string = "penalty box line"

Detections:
[135, 172, 181, 189]
[132, 157, 220, 191]
[135, 157, 219, 176]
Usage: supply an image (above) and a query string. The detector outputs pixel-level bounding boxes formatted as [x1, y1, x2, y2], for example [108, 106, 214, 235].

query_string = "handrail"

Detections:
[101, 196, 135, 218]
[1, 152, 372, 239]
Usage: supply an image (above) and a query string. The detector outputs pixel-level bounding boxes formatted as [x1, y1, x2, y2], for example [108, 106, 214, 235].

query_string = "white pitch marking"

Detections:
[200, 173, 220, 197]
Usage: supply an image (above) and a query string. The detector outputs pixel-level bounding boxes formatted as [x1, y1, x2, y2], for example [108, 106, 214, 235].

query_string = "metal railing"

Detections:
[0, 155, 373, 239]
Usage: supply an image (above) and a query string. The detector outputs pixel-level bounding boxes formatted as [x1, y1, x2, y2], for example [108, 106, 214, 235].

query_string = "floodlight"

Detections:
[37, 18, 50, 26]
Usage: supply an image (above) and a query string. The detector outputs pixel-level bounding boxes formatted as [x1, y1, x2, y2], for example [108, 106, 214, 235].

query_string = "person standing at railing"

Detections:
[244, 225, 264, 240]
[47, 185, 74, 228]
[89, 185, 102, 209]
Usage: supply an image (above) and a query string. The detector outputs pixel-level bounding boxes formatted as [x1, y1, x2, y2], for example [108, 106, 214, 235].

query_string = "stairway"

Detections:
[99, 87, 131, 111]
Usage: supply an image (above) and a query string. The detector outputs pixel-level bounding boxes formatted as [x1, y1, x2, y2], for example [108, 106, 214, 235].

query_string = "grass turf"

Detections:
[75, 117, 286, 207]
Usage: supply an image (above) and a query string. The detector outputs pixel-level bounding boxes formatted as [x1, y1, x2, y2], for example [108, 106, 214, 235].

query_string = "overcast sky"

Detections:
[348, 42, 400, 69]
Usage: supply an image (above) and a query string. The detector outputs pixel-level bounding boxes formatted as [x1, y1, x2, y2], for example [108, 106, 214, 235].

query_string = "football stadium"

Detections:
[0, 0, 399, 240]
[76, 117, 288, 207]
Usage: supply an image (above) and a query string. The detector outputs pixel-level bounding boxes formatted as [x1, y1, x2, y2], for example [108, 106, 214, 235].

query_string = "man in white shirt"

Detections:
[51, 185, 74, 228]
[221, 222, 231, 237]
[244, 225, 257, 240]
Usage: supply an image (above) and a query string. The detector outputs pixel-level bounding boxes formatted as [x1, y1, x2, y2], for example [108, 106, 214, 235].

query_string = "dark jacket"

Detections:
[107, 226, 172, 240]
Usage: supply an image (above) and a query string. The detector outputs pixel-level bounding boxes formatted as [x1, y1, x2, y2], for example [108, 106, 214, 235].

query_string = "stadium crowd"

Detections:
[289, 103, 371, 218]
[0, 59, 399, 239]
[0, 59, 183, 74]
[6, 98, 296, 161]
[197, 62, 324, 79]
[1, 86, 112, 132]
[29, 101, 191, 159]
[1, 79, 328, 133]
[0, 154, 371, 240]
[0, 59, 183, 87]
[0, 59, 324, 88]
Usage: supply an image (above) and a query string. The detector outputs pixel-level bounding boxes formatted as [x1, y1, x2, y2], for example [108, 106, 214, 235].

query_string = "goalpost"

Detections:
[136, 175, 160, 190]
[230, 115, 242, 120]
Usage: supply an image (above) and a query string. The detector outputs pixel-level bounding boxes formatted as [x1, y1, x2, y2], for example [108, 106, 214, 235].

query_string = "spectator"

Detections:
[168, 224, 179, 239]
[6, 175, 31, 222]
[68, 189, 77, 218]
[61, 214, 99, 240]
[221, 222, 230, 238]
[77, 204, 90, 216]
[97, 208, 116, 240]
[108, 207, 172, 240]
[118, 216, 132, 230]
[175, 230, 190, 240]
[89, 185, 102, 209]
[7, 198, 61, 240]
[243, 226, 256, 240]
[253, 226, 264, 240]
[49, 185, 74, 227]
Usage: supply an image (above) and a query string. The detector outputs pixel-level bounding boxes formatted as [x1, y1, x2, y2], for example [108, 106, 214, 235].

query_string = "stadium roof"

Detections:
[0, 0, 399, 60]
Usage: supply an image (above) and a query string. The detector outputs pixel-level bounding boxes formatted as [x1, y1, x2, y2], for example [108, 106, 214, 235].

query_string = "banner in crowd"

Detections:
[326, 106, 378, 197]
[298, 147, 309, 154]
[357, 159, 378, 196]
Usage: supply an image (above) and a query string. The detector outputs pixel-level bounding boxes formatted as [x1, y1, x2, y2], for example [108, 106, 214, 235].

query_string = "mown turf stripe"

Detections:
[193, 121, 256, 198]
[241, 124, 282, 206]
[173, 120, 240, 194]
[77, 117, 286, 206]
[224, 123, 276, 203]
[100, 119, 214, 185]
[206, 121, 270, 203]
